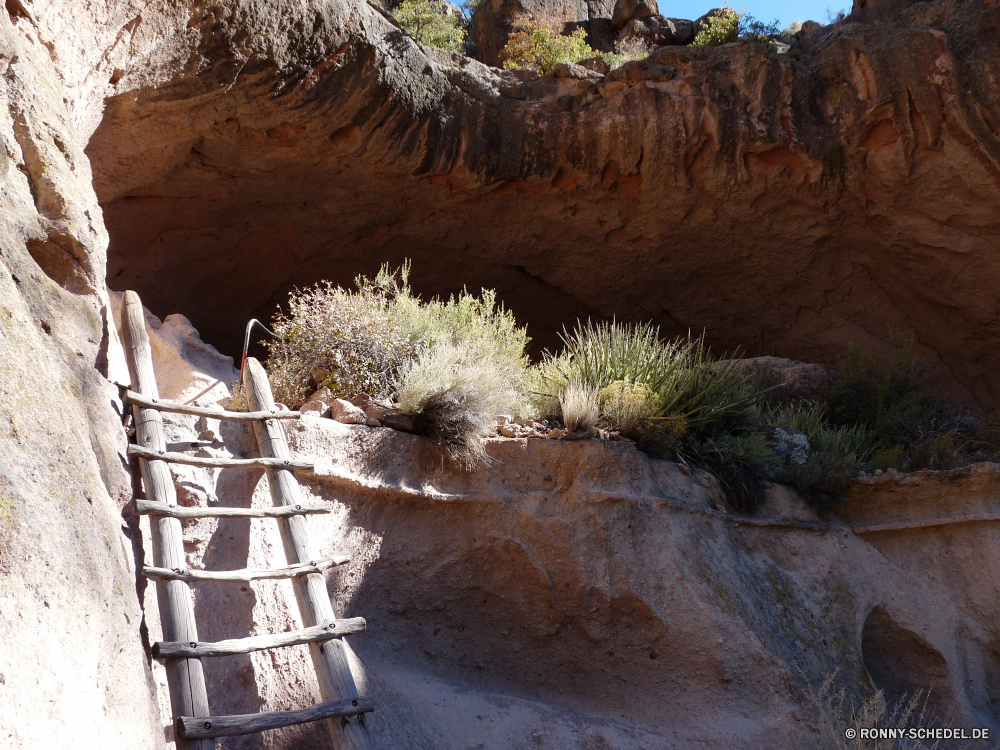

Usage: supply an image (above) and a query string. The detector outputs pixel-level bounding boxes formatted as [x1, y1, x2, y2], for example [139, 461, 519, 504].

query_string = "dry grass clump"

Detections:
[559, 381, 600, 432]
[264, 263, 529, 466]
[788, 674, 984, 750]
[532, 319, 769, 508]
[398, 341, 525, 467]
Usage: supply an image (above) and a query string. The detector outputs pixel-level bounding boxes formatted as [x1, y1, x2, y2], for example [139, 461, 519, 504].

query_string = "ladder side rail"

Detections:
[243, 357, 374, 750]
[121, 291, 214, 750]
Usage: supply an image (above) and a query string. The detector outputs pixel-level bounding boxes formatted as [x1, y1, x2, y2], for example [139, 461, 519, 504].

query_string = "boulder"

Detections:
[379, 410, 419, 433]
[300, 399, 331, 417]
[330, 398, 369, 425]
[620, 15, 694, 46]
[611, 0, 658, 28]
[577, 56, 611, 74]
[552, 61, 597, 79]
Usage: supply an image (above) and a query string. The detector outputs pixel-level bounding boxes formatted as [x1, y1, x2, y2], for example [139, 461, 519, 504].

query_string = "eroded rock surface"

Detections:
[151, 399, 1000, 749]
[0, 8, 163, 748]
[58, 0, 1000, 409]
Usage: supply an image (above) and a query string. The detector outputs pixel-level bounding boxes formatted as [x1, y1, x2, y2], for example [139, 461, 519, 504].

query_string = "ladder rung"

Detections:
[177, 697, 375, 739]
[135, 499, 332, 519]
[125, 389, 301, 420]
[143, 555, 349, 582]
[153, 617, 367, 658]
[128, 444, 314, 472]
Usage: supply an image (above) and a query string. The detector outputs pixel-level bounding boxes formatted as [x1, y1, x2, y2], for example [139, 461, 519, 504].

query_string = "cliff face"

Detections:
[2, 0, 1000, 746]
[73, 0, 1000, 408]
[0, 7, 162, 747]
[135, 324, 1000, 748]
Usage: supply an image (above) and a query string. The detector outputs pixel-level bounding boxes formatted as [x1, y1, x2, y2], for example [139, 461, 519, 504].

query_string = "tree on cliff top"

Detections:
[395, 0, 467, 53]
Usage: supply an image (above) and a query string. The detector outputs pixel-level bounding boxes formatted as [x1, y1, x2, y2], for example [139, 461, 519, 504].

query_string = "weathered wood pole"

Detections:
[120, 291, 214, 750]
[243, 357, 374, 750]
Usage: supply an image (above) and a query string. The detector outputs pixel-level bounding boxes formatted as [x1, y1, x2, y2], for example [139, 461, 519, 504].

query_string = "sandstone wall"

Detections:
[0, 7, 164, 748]
[150, 386, 1000, 749]
[64, 0, 1000, 409]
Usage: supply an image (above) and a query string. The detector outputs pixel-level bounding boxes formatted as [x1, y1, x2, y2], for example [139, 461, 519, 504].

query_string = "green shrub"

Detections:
[692, 5, 781, 50]
[266, 263, 530, 466]
[600, 380, 662, 434]
[597, 37, 652, 70]
[823, 343, 930, 447]
[539, 321, 757, 431]
[501, 14, 594, 74]
[395, 0, 467, 53]
[693, 5, 740, 45]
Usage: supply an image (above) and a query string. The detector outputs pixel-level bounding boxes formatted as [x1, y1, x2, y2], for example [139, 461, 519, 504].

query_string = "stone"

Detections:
[329, 398, 368, 424]
[309, 365, 329, 388]
[611, 0, 659, 29]
[800, 20, 822, 34]
[379, 410, 419, 433]
[552, 61, 594, 79]
[547, 428, 568, 439]
[577, 56, 611, 75]
[300, 399, 331, 417]
[313, 386, 336, 403]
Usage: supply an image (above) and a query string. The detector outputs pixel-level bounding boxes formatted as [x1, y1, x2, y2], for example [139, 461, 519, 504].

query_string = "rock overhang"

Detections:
[65, 0, 1000, 409]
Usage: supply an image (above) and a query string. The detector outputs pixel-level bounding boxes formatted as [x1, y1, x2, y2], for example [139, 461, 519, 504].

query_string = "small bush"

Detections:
[395, 0, 467, 53]
[501, 14, 593, 74]
[266, 263, 530, 466]
[597, 37, 652, 70]
[266, 265, 419, 406]
[600, 380, 662, 434]
[560, 381, 600, 432]
[823, 343, 929, 447]
[692, 5, 781, 50]
[693, 6, 741, 45]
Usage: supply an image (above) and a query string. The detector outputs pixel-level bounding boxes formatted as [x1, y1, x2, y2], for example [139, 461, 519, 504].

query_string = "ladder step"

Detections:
[177, 697, 375, 739]
[153, 617, 367, 658]
[125, 389, 301, 420]
[143, 555, 349, 583]
[135, 499, 332, 519]
[128, 444, 314, 472]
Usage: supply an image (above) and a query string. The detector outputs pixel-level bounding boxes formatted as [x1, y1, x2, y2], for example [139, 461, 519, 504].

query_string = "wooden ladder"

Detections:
[120, 291, 375, 749]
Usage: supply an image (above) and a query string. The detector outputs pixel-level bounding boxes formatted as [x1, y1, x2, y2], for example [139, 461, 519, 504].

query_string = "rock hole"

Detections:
[861, 606, 956, 720]
[5, 0, 30, 21]
[39, 320, 51, 335]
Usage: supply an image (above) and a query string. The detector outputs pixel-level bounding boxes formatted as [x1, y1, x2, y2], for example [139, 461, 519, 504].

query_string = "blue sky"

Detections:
[453, 0, 851, 33]
[656, 0, 851, 28]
